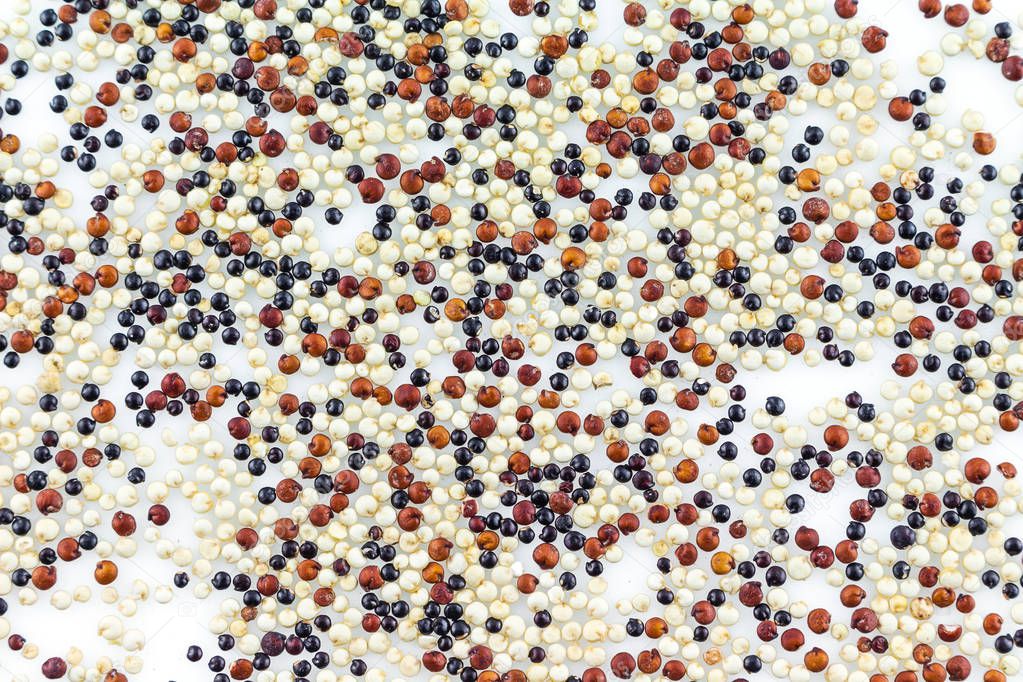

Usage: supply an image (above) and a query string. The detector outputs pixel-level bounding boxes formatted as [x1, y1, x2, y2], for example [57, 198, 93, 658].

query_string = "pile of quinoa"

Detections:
[0, 0, 1022, 681]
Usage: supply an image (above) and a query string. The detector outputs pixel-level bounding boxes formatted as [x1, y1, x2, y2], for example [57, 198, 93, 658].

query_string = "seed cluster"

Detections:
[2, 0, 1023, 680]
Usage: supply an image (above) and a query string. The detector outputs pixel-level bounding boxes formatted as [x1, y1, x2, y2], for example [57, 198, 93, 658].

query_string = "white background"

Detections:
[3, 0, 1023, 680]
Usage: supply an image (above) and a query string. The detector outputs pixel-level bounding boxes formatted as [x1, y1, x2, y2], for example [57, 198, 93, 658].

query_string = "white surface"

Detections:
[1, 0, 1023, 681]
